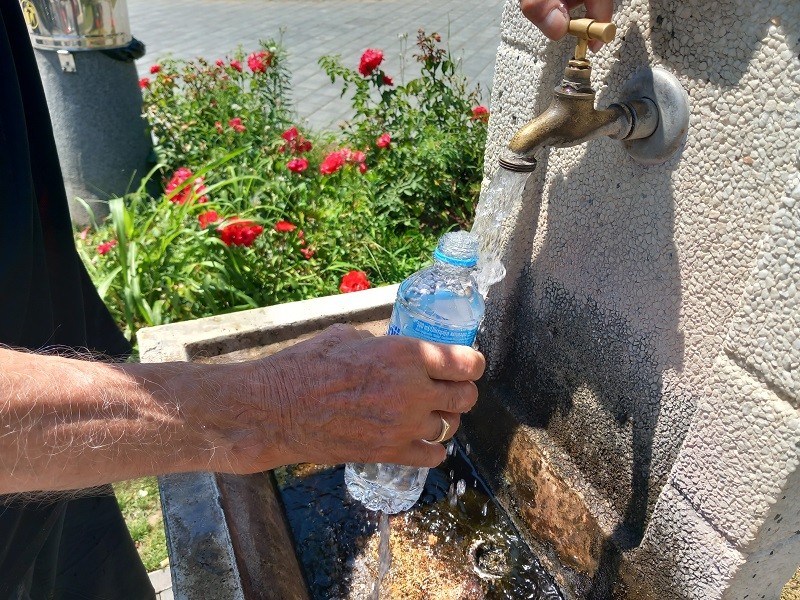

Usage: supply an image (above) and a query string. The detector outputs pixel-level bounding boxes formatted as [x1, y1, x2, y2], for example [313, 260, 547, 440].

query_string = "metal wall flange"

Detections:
[620, 67, 690, 165]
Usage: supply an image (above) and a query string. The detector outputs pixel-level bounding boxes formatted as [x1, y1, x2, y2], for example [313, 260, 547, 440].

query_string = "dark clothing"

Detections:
[0, 3, 153, 598]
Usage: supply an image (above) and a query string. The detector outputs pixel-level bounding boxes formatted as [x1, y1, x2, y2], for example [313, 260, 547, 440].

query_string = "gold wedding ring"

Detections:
[427, 415, 450, 444]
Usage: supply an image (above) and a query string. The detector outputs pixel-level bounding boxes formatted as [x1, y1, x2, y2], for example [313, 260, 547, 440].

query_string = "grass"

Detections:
[113, 477, 169, 572]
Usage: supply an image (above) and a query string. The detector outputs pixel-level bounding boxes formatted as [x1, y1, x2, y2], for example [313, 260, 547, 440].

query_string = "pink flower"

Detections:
[150, 64, 161, 74]
[320, 150, 346, 175]
[139, 77, 150, 89]
[228, 117, 246, 133]
[165, 167, 208, 204]
[471, 105, 489, 121]
[79, 226, 90, 241]
[247, 50, 272, 73]
[359, 162, 368, 174]
[376, 133, 391, 148]
[300, 247, 316, 260]
[339, 270, 370, 293]
[382, 74, 394, 86]
[215, 59, 225, 67]
[287, 158, 309, 173]
[274, 220, 297, 233]
[219, 219, 264, 247]
[230, 60, 242, 72]
[350, 150, 366, 164]
[358, 48, 384, 76]
[97, 239, 118, 256]
[214, 121, 224, 133]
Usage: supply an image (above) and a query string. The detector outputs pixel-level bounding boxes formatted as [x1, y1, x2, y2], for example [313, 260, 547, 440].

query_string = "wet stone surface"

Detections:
[275, 445, 563, 600]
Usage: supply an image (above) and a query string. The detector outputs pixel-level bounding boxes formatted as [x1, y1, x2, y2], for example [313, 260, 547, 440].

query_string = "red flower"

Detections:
[471, 105, 489, 121]
[358, 48, 384, 76]
[230, 60, 242, 72]
[165, 167, 208, 204]
[339, 270, 370, 293]
[97, 239, 118, 255]
[247, 50, 272, 73]
[287, 158, 309, 173]
[376, 132, 391, 148]
[228, 117, 246, 133]
[282, 127, 299, 142]
[320, 150, 346, 175]
[281, 127, 313, 154]
[198, 210, 220, 229]
[215, 59, 225, 67]
[359, 162, 368, 174]
[350, 150, 366, 164]
[382, 74, 394, 86]
[139, 77, 150, 89]
[297, 230, 305, 243]
[150, 64, 161, 74]
[300, 247, 316, 260]
[274, 220, 297, 232]
[219, 219, 264, 247]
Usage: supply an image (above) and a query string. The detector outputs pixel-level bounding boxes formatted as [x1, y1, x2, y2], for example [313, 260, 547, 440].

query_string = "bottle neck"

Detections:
[433, 258, 474, 276]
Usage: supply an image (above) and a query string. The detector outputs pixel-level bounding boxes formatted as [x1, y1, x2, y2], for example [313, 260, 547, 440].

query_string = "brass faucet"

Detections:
[499, 19, 659, 172]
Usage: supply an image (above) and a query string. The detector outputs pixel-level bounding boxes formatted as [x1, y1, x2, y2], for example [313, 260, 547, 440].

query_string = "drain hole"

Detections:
[469, 539, 509, 580]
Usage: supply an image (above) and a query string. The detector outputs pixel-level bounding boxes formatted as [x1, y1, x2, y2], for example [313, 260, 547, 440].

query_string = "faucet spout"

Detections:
[507, 91, 629, 157]
[498, 19, 659, 173]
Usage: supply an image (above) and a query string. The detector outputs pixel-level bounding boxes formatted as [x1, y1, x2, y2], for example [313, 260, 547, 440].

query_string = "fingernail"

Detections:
[542, 6, 568, 38]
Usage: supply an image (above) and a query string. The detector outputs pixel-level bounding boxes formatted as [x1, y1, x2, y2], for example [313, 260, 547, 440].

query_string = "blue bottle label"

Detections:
[387, 309, 477, 346]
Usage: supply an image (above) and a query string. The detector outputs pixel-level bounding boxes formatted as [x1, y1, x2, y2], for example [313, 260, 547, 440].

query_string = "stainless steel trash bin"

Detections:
[19, 0, 152, 227]
[20, 0, 131, 50]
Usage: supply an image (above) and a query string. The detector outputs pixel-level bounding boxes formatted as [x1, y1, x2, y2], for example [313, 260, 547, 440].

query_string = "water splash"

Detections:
[471, 168, 532, 297]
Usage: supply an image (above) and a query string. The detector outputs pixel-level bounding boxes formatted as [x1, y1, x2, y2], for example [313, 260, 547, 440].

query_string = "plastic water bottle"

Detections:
[345, 230, 485, 513]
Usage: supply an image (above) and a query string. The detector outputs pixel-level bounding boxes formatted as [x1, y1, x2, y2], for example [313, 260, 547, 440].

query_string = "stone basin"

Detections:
[137, 285, 562, 600]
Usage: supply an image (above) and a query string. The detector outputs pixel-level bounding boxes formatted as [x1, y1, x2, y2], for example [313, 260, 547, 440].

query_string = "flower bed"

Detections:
[76, 31, 488, 341]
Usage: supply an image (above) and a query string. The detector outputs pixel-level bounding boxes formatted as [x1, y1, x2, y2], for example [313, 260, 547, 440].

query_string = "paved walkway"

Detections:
[134, 0, 504, 594]
[149, 566, 173, 600]
[129, 0, 505, 129]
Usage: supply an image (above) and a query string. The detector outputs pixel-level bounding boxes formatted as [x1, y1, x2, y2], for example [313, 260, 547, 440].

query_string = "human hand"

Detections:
[519, 0, 613, 51]
[225, 324, 485, 472]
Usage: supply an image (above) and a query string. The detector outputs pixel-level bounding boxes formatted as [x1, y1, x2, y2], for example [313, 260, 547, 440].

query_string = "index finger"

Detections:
[419, 342, 486, 382]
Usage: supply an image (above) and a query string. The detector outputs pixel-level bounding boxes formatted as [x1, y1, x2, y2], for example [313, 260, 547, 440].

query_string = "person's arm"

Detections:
[519, 0, 614, 51]
[0, 324, 484, 494]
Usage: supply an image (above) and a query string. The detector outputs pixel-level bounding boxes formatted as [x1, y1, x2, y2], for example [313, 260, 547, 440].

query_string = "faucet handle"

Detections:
[567, 18, 616, 60]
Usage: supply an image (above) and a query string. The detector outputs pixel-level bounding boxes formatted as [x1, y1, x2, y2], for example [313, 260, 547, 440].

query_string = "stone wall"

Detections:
[469, 0, 799, 597]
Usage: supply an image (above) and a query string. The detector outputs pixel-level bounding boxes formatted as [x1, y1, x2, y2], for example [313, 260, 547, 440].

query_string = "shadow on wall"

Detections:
[468, 25, 688, 600]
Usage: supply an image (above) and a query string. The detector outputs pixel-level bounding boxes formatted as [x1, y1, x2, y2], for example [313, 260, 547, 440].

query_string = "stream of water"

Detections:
[371, 511, 391, 600]
[471, 168, 532, 296]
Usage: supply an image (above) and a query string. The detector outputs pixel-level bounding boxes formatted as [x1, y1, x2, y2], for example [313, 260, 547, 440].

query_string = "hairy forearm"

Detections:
[0, 346, 284, 494]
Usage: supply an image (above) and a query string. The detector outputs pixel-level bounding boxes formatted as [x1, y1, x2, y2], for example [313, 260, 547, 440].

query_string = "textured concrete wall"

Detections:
[474, 0, 799, 597]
